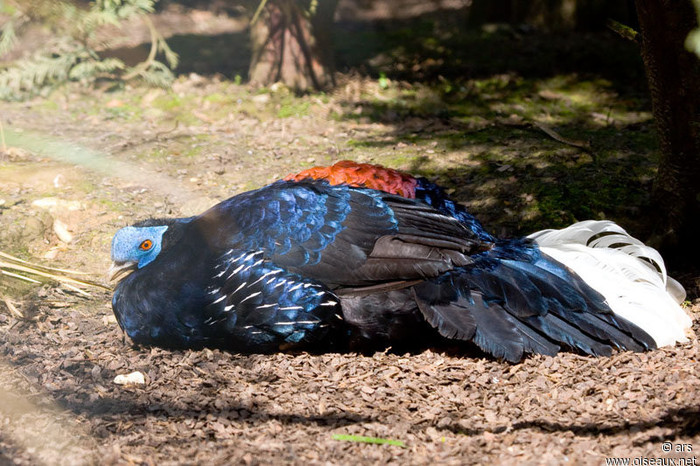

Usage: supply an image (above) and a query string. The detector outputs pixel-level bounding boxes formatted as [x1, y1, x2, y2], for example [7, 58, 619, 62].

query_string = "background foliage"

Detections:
[0, 0, 178, 100]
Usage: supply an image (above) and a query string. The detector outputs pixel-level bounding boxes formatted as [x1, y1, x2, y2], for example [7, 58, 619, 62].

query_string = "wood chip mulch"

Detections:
[1, 293, 698, 465]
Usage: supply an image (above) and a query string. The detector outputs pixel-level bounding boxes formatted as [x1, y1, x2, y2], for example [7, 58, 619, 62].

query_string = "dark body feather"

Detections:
[113, 180, 485, 353]
[112, 178, 657, 361]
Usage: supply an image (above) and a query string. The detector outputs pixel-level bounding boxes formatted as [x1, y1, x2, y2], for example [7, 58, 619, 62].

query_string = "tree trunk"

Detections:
[249, 0, 337, 91]
[635, 0, 700, 267]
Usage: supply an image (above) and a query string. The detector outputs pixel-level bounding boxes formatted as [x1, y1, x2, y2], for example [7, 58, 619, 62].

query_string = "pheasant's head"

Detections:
[109, 225, 168, 283]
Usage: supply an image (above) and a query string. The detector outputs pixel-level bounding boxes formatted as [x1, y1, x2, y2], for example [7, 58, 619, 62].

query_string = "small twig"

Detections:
[532, 121, 591, 151]
[250, 0, 270, 26]
[2, 297, 23, 319]
[155, 120, 179, 139]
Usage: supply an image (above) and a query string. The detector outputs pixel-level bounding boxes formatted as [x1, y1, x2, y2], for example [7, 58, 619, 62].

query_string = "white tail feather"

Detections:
[666, 277, 687, 305]
[528, 220, 692, 347]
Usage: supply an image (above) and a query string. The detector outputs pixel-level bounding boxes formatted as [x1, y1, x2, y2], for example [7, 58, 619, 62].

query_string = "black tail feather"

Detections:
[408, 241, 657, 361]
[523, 313, 613, 357]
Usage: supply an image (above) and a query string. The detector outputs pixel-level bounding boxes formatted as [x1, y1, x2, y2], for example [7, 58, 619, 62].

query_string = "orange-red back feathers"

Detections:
[284, 160, 418, 198]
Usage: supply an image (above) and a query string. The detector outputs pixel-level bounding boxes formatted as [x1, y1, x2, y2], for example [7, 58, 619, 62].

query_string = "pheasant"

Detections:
[109, 161, 692, 361]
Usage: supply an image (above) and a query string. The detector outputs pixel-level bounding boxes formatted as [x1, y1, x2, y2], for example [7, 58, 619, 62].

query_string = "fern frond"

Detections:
[0, 0, 173, 101]
[130, 59, 175, 88]
[68, 57, 125, 80]
[159, 37, 179, 69]
[96, 0, 155, 20]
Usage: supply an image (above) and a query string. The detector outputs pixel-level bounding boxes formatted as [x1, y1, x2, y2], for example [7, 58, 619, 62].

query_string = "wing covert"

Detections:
[192, 180, 487, 288]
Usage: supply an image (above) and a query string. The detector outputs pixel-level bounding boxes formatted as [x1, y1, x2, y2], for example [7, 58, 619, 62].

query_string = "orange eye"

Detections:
[139, 239, 153, 251]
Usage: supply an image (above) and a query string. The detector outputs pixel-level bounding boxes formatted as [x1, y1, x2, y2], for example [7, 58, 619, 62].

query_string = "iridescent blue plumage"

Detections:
[206, 182, 354, 262]
[110, 179, 482, 353]
[110, 177, 662, 362]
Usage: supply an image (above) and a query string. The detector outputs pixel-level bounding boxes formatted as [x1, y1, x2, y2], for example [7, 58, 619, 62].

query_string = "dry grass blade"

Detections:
[0, 251, 90, 275]
[0, 251, 111, 295]
[1, 270, 41, 284]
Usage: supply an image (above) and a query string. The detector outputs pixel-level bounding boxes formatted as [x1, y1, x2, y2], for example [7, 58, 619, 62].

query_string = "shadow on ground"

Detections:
[440, 405, 700, 442]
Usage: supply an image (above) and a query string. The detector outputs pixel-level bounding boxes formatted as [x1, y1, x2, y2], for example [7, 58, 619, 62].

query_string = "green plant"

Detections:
[0, 0, 178, 100]
[378, 72, 390, 90]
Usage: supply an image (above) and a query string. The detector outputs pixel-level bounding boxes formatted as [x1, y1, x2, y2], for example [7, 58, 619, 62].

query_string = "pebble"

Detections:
[113, 371, 146, 385]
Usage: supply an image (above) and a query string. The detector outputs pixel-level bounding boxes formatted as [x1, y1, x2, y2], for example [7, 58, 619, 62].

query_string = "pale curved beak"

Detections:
[108, 261, 137, 283]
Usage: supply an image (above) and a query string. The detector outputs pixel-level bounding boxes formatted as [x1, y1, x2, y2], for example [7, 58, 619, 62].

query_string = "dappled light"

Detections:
[1, 1, 699, 464]
[333, 70, 657, 235]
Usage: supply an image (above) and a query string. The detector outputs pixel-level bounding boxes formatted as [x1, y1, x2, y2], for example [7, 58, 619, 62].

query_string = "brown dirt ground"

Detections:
[1, 8, 700, 462]
[1, 75, 699, 465]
